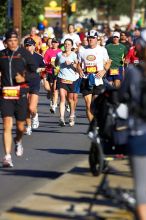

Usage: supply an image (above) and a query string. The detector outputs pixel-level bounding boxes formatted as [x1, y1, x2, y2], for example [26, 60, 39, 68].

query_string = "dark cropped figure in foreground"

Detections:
[120, 29, 146, 220]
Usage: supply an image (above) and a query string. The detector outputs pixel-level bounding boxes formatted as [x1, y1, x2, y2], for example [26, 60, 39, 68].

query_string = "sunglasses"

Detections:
[113, 36, 119, 38]
[25, 44, 33, 47]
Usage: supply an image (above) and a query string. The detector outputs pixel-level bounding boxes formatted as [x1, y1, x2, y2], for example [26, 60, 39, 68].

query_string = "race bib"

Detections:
[110, 68, 119, 75]
[2, 86, 20, 100]
[54, 66, 60, 76]
[86, 66, 97, 74]
[51, 57, 56, 65]
[134, 60, 139, 64]
[61, 79, 73, 84]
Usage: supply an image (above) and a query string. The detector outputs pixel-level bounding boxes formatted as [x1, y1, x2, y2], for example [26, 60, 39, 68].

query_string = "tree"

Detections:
[78, 0, 98, 11]
[0, 0, 46, 36]
[77, 0, 144, 17]
[0, 0, 11, 35]
[22, 0, 46, 35]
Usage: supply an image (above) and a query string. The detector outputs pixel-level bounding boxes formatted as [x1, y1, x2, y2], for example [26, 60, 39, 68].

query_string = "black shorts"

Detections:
[29, 74, 40, 95]
[47, 74, 57, 84]
[80, 78, 104, 96]
[1, 95, 28, 121]
[56, 78, 75, 93]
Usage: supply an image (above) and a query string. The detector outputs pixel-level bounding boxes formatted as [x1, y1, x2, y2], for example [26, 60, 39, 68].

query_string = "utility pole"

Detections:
[61, 0, 68, 33]
[130, 0, 136, 27]
[13, 0, 22, 39]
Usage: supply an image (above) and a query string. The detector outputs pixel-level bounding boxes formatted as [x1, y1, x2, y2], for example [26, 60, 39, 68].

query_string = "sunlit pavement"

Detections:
[0, 158, 135, 220]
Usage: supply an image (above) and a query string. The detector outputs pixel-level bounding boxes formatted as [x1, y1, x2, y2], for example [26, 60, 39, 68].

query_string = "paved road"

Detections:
[0, 87, 90, 213]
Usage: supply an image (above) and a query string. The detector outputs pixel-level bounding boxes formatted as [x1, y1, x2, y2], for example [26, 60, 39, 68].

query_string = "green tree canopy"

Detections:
[0, 0, 9, 35]
[22, 0, 45, 35]
[78, 0, 145, 17]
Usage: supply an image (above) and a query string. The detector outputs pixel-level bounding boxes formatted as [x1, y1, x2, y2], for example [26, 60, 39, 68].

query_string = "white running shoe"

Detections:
[50, 104, 57, 114]
[32, 113, 39, 129]
[14, 139, 23, 157]
[69, 117, 75, 127]
[50, 100, 53, 108]
[2, 155, 13, 168]
[66, 104, 70, 112]
[24, 126, 32, 135]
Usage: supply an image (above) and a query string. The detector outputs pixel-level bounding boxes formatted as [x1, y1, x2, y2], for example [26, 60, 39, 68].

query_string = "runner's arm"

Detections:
[104, 59, 112, 71]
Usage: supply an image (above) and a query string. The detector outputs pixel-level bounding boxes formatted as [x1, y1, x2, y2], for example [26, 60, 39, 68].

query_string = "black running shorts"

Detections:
[1, 95, 28, 121]
[80, 78, 104, 96]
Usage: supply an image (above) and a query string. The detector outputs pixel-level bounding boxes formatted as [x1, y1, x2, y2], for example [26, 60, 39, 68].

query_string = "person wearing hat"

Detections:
[24, 37, 45, 135]
[105, 31, 128, 88]
[0, 30, 37, 167]
[43, 38, 61, 113]
[78, 30, 111, 122]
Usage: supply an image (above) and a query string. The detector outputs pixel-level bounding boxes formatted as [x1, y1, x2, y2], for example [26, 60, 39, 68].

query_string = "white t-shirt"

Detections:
[0, 40, 5, 51]
[61, 33, 81, 48]
[78, 45, 109, 86]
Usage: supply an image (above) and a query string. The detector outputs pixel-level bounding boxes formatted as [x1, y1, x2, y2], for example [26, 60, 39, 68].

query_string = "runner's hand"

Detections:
[79, 71, 84, 78]
[15, 73, 25, 83]
[96, 70, 106, 78]
[65, 60, 72, 66]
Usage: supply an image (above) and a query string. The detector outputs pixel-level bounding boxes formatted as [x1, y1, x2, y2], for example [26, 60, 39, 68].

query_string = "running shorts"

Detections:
[56, 77, 75, 93]
[106, 66, 123, 81]
[1, 95, 28, 121]
[29, 74, 41, 95]
[80, 78, 104, 97]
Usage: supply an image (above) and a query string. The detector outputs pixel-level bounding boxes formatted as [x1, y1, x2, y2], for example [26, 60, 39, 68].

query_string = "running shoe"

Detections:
[50, 100, 53, 108]
[2, 155, 13, 168]
[59, 119, 66, 127]
[50, 104, 57, 114]
[66, 104, 70, 112]
[24, 126, 32, 135]
[32, 113, 39, 129]
[14, 138, 23, 157]
[69, 116, 75, 127]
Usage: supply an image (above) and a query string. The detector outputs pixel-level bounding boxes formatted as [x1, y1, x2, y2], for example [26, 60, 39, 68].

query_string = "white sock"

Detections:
[5, 154, 11, 159]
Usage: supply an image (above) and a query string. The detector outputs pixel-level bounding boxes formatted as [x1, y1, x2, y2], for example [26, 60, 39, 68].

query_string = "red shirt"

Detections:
[125, 46, 139, 64]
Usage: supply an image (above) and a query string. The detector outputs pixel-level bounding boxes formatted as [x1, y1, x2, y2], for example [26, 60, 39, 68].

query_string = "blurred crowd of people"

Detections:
[0, 20, 146, 220]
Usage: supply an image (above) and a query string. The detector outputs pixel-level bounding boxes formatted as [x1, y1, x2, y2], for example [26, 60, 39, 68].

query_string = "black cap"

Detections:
[5, 30, 18, 40]
[24, 37, 36, 46]
[52, 38, 59, 43]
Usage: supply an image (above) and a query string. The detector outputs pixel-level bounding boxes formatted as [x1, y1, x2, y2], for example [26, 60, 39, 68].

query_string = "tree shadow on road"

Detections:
[7, 206, 104, 219]
[69, 165, 132, 178]
[33, 129, 87, 135]
[0, 169, 63, 179]
[36, 148, 89, 155]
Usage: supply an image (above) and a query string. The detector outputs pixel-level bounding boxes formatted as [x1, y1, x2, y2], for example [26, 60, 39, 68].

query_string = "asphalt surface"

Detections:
[0, 87, 90, 213]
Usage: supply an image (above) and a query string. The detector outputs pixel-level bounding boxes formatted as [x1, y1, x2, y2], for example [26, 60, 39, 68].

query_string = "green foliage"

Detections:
[22, 0, 46, 35]
[78, 0, 98, 11]
[0, 0, 8, 35]
[78, 0, 144, 17]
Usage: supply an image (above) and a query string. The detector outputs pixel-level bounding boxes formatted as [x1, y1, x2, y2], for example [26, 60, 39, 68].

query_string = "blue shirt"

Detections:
[56, 51, 77, 81]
